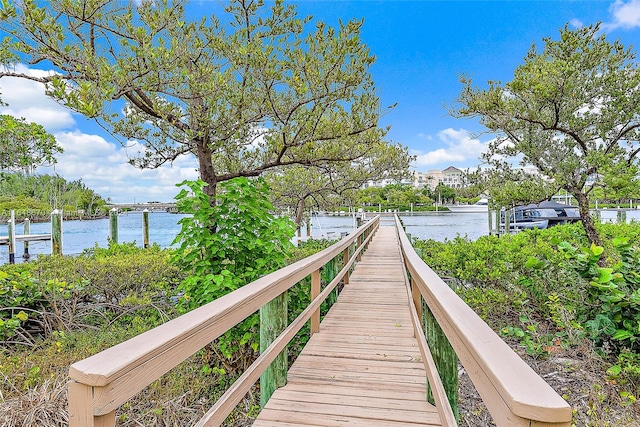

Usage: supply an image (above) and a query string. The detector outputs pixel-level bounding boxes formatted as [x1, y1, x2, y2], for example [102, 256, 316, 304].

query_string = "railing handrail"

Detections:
[394, 226, 458, 427]
[394, 216, 572, 426]
[68, 216, 379, 426]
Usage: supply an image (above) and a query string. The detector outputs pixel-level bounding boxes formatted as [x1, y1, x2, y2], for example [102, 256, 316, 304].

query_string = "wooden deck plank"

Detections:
[253, 226, 442, 427]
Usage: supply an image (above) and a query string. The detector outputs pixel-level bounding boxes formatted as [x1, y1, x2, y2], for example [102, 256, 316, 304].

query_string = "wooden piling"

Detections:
[109, 208, 118, 243]
[503, 208, 511, 234]
[142, 209, 150, 248]
[8, 210, 15, 264]
[23, 218, 30, 259]
[260, 291, 288, 407]
[617, 210, 627, 224]
[51, 210, 62, 255]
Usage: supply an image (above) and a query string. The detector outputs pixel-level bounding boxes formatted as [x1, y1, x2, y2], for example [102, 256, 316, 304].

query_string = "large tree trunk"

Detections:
[195, 138, 217, 203]
[573, 190, 601, 247]
[295, 198, 305, 228]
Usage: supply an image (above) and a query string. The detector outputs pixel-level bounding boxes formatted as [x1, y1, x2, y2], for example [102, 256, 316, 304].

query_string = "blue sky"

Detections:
[3, 0, 640, 202]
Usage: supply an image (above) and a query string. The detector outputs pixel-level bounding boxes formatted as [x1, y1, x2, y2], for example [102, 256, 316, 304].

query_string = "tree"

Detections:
[0, 0, 401, 206]
[453, 24, 640, 246]
[0, 115, 62, 172]
[266, 143, 411, 226]
[431, 182, 456, 204]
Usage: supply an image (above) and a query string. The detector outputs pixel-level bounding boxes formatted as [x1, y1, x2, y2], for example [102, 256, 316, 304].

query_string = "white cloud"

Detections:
[1, 64, 199, 203]
[603, 0, 640, 31]
[0, 64, 75, 131]
[37, 131, 199, 203]
[569, 18, 584, 28]
[412, 128, 487, 168]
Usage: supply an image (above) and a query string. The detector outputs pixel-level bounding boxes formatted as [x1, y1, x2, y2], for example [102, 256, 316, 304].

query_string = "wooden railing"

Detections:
[394, 215, 572, 427]
[67, 216, 380, 427]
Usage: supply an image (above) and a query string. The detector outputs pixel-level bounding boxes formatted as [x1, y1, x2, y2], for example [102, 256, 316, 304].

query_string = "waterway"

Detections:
[1, 209, 639, 264]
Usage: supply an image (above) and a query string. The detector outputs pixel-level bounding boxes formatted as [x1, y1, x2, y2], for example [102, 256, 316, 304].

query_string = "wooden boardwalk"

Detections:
[254, 226, 442, 427]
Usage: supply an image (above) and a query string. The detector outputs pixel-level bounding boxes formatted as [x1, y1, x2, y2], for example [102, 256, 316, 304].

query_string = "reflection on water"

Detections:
[400, 212, 490, 242]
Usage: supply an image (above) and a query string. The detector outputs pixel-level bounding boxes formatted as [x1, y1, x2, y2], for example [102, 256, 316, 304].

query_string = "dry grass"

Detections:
[458, 343, 640, 426]
[0, 377, 68, 427]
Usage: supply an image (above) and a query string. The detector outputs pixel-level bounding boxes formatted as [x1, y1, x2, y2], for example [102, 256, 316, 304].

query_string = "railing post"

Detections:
[142, 209, 150, 248]
[51, 209, 63, 255]
[357, 234, 362, 262]
[8, 210, 15, 264]
[343, 246, 350, 285]
[68, 382, 116, 427]
[260, 291, 288, 407]
[109, 208, 118, 243]
[424, 298, 459, 421]
[325, 256, 339, 303]
[311, 269, 321, 334]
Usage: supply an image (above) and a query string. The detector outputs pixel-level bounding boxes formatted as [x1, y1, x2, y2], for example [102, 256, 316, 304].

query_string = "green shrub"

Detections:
[172, 177, 295, 372]
[1, 242, 182, 346]
[415, 222, 640, 360]
[556, 237, 640, 353]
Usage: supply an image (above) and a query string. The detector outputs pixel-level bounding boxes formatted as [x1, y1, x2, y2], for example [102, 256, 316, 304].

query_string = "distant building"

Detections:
[412, 166, 463, 190]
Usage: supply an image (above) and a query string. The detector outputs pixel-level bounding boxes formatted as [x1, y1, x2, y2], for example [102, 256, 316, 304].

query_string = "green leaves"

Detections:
[0, 115, 62, 172]
[558, 238, 640, 352]
[453, 23, 640, 246]
[172, 177, 295, 361]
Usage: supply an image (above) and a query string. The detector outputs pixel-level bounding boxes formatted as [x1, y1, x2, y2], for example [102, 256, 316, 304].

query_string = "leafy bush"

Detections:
[557, 238, 640, 353]
[416, 222, 640, 362]
[172, 177, 295, 371]
[1, 242, 182, 346]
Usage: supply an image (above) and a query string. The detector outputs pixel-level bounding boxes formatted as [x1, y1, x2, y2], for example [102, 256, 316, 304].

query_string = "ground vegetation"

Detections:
[414, 222, 640, 425]
[0, 236, 337, 426]
[0, 173, 107, 220]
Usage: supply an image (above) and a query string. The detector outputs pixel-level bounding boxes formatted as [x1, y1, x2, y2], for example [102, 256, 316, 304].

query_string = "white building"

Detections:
[413, 166, 464, 190]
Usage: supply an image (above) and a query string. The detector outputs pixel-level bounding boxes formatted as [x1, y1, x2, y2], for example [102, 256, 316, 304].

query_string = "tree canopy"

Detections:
[0, 0, 409, 204]
[0, 115, 62, 172]
[453, 24, 640, 245]
[266, 142, 410, 225]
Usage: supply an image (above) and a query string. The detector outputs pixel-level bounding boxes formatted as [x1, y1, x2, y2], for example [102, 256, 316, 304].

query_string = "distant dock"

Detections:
[0, 234, 52, 245]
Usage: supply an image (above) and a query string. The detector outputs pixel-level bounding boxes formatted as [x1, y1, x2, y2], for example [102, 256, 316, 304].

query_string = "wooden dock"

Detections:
[66, 215, 572, 427]
[254, 226, 441, 426]
[0, 234, 52, 245]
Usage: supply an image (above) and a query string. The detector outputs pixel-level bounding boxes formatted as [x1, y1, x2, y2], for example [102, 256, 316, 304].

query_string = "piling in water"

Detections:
[8, 210, 15, 264]
[51, 210, 62, 255]
[143, 209, 150, 248]
[23, 218, 30, 259]
[109, 208, 118, 243]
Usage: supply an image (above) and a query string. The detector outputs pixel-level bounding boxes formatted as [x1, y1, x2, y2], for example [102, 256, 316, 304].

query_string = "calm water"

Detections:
[1, 209, 639, 264]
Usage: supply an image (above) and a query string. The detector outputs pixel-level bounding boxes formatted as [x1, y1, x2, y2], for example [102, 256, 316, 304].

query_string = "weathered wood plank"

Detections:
[254, 226, 443, 427]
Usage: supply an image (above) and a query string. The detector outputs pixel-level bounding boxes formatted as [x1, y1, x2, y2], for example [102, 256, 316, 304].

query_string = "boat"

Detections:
[537, 201, 581, 225]
[501, 201, 581, 232]
[447, 198, 489, 213]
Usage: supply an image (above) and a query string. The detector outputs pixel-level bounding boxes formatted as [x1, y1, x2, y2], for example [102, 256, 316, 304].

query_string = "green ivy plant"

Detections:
[172, 177, 294, 371]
